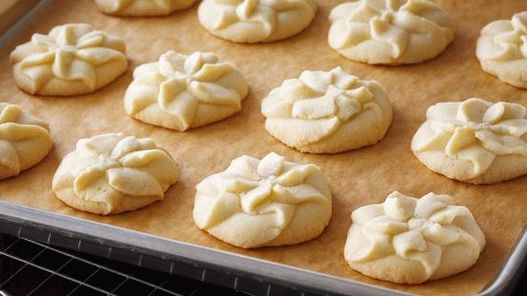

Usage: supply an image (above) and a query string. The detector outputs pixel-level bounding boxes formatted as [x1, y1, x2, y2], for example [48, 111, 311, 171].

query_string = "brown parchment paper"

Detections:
[1, 0, 527, 295]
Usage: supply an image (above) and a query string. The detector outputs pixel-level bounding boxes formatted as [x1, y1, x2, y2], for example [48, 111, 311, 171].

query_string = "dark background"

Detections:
[0, 233, 526, 296]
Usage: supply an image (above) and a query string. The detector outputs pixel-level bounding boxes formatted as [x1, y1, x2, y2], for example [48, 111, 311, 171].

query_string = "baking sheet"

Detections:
[0, 0, 41, 35]
[1, 0, 527, 295]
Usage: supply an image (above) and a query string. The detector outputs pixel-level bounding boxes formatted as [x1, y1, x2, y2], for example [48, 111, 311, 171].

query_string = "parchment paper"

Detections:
[1, 0, 527, 295]
[0, 0, 41, 35]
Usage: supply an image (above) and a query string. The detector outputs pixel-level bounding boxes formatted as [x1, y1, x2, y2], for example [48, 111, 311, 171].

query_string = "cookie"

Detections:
[198, 0, 317, 43]
[193, 152, 332, 248]
[262, 67, 392, 153]
[0, 103, 52, 180]
[124, 51, 249, 131]
[412, 98, 527, 184]
[95, 0, 197, 16]
[344, 191, 486, 284]
[329, 0, 455, 65]
[10, 23, 127, 96]
[52, 133, 179, 215]
[476, 11, 527, 89]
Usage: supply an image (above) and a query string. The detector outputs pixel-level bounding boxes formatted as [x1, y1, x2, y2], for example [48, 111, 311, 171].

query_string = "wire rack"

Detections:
[0, 234, 250, 296]
[0, 209, 327, 296]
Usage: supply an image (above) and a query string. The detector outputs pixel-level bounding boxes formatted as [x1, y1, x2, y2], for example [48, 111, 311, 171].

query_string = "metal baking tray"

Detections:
[0, 202, 526, 296]
[1, 1, 527, 296]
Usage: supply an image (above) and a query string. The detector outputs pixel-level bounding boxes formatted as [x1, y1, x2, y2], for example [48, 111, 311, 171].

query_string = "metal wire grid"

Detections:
[0, 217, 325, 296]
[1, 221, 527, 296]
[0, 234, 250, 296]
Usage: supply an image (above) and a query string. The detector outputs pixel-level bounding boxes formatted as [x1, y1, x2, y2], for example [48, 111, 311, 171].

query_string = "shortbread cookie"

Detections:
[476, 11, 527, 89]
[329, 0, 455, 65]
[124, 51, 249, 131]
[412, 98, 527, 184]
[345, 191, 486, 284]
[0, 103, 52, 180]
[94, 0, 197, 16]
[10, 23, 127, 96]
[52, 133, 179, 215]
[198, 0, 317, 43]
[193, 152, 332, 248]
[261, 67, 392, 154]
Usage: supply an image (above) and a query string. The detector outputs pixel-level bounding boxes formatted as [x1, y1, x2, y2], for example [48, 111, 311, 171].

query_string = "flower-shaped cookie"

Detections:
[193, 152, 332, 248]
[329, 0, 455, 65]
[125, 51, 249, 131]
[52, 133, 179, 215]
[94, 0, 197, 16]
[344, 192, 486, 284]
[10, 23, 127, 96]
[0, 103, 52, 180]
[412, 98, 527, 184]
[198, 0, 317, 43]
[261, 67, 393, 154]
[477, 11, 527, 88]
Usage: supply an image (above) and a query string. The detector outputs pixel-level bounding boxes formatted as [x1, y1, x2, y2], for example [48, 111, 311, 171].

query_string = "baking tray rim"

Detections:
[0, 1, 526, 295]
[1, 201, 526, 296]
[0, 201, 406, 296]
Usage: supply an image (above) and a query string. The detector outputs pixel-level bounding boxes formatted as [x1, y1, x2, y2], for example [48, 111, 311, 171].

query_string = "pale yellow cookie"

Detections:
[0, 103, 52, 180]
[345, 191, 486, 284]
[94, 0, 197, 16]
[261, 67, 393, 154]
[52, 133, 179, 215]
[329, 0, 455, 65]
[193, 152, 332, 248]
[476, 11, 527, 89]
[10, 23, 128, 96]
[198, 0, 317, 43]
[412, 98, 527, 184]
[124, 51, 249, 131]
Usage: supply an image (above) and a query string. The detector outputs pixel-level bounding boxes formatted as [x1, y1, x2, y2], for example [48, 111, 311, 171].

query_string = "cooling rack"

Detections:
[0, 233, 251, 296]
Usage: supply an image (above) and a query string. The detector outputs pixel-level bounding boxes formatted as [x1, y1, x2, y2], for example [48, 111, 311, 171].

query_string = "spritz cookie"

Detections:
[125, 51, 248, 131]
[262, 67, 392, 153]
[95, 0, 197, 16]
[329, 0, 455, 65]
[412, 98, 527, 184]
[0, 103, 52, 180]
[476, 11, 527, 89]
[52, 133, 179, 215]
[193, 152, 332, 248]
[198, 0, 317, 43]
[344, 191, 485, 284]
[10, 23, 127, 96]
